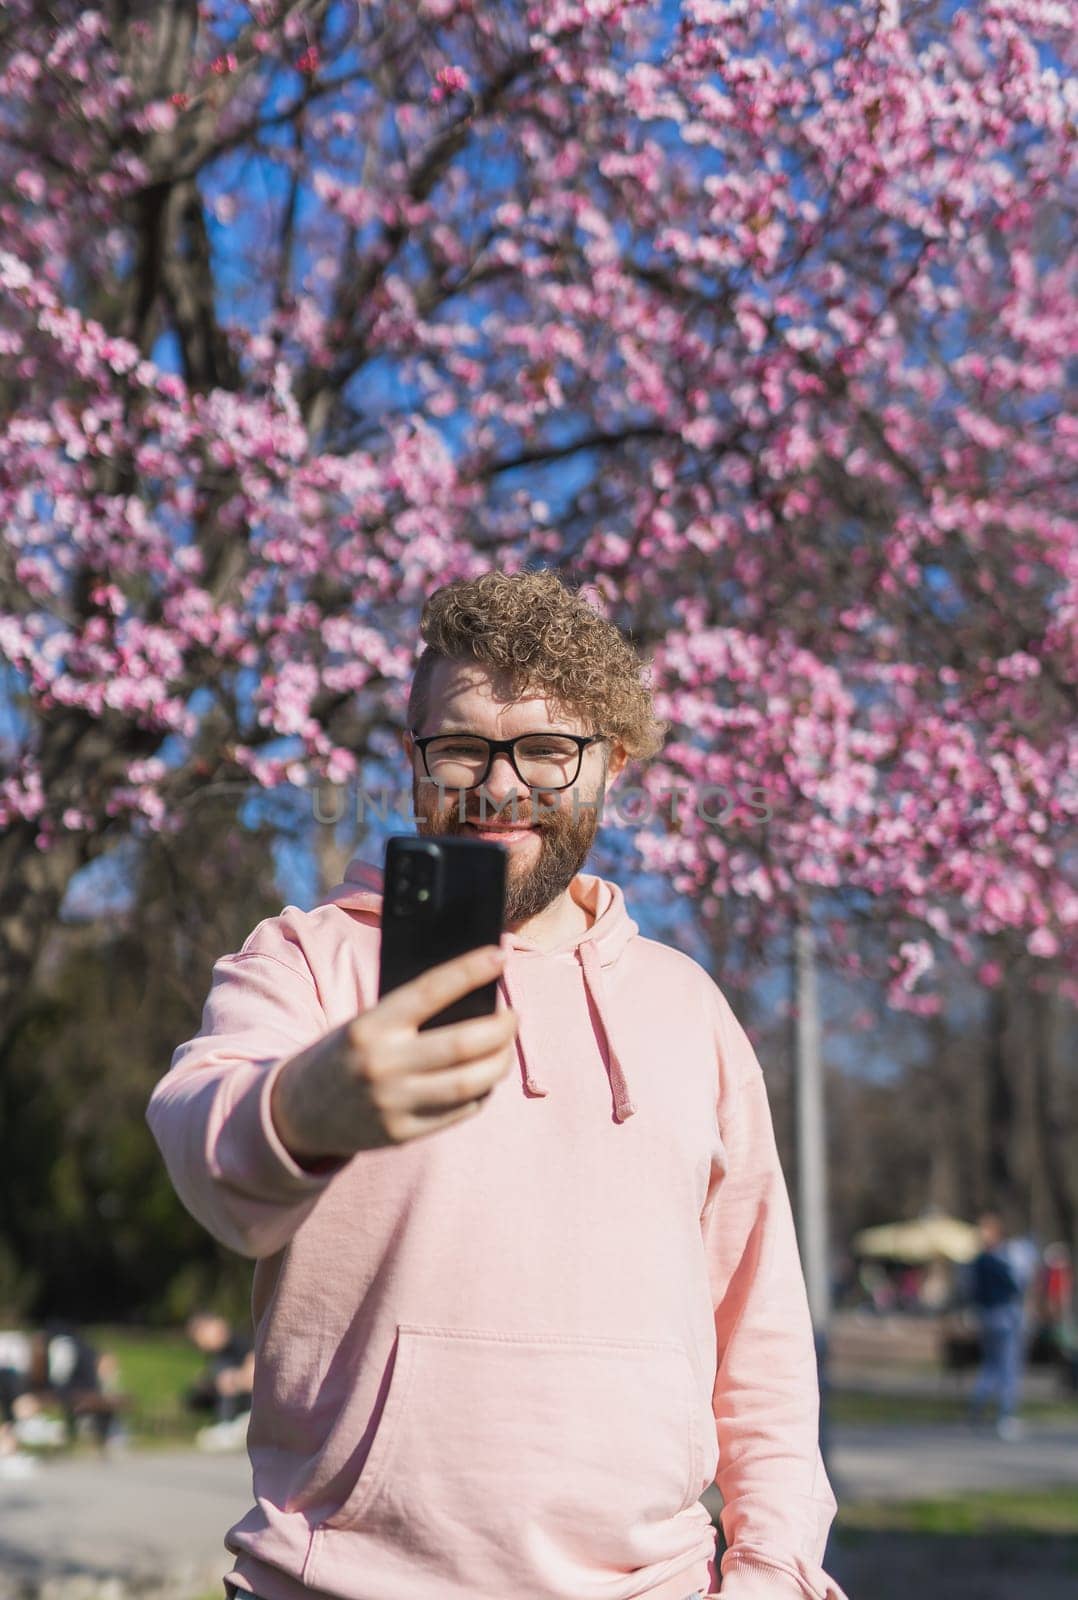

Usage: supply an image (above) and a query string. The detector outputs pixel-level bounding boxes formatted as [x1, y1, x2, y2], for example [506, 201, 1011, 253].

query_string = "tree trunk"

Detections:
[0, 824, 89, 1036]
[1028, 969, 1078, 1326]
[983, 957, 1020, 1217]
[922, 1011, 961, 1215]
[313, 781, 357, 897]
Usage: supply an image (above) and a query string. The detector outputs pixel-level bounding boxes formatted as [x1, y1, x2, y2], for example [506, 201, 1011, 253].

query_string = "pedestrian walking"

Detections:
[967, 1207, 1039, 1439]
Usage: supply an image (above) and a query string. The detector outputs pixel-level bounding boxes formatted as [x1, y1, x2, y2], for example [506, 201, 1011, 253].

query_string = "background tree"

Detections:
[0, 2, 1075, 1315]
[0, 783, 285, 1321]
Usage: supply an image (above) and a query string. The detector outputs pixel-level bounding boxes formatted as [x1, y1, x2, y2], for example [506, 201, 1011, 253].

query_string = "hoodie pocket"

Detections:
[321, 1323, 701, 1560]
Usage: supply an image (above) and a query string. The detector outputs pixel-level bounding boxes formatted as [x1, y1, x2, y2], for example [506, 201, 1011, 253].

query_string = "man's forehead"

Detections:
[426, 660, 582, 730]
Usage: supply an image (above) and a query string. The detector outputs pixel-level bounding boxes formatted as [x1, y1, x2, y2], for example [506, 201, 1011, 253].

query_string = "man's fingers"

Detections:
[402, 1007, 517, 1075]
[377, 944, 507, 1028]
[400, 1047, 516, 1118]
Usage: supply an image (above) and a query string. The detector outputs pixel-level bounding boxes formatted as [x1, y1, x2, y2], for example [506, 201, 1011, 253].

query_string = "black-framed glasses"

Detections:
[410, 729, 608, 791]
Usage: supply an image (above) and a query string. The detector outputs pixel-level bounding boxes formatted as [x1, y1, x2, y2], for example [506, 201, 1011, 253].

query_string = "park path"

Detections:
[1, 1420, 1076, 1597]
[825, 1415, 1078, 1504]
[0, 1447, 246, 1598]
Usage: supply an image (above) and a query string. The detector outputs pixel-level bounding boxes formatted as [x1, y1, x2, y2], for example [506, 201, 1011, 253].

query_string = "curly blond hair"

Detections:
[407, 569, 667, 762]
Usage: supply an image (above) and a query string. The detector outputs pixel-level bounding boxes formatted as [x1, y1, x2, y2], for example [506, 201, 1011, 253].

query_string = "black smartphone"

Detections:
[377, 834, 508, 1030]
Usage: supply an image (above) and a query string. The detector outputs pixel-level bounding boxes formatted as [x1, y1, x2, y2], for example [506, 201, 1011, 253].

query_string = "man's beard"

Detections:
[412, 776, 606, 926]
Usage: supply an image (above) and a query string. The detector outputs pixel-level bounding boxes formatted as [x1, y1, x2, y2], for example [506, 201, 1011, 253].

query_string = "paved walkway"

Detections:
[2, 1420, 1076, 1594]
[828, 1417, 1078, 1504]
[0, 1447, 249, 1597]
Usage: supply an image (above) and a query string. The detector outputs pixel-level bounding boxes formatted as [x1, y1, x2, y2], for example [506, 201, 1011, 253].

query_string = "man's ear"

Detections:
[606, 740, 629, 786]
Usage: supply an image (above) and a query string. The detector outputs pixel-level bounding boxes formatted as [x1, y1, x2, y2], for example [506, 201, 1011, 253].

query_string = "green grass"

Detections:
[90, 1324, 204, 1401]
[829, 1385, 1078, 1427]
[831, 1492, 1078, 1598]
[837, 1487, 1078, 1537]
[85, 1323, 207, 1444]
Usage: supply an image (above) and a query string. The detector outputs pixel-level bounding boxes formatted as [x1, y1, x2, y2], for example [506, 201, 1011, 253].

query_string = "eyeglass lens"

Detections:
[423, 735, 583, 790]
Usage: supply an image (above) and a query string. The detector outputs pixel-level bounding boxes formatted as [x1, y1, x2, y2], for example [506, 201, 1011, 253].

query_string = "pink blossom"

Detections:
[428, 66, 470, 104]
[0, 0, 1071, 1009]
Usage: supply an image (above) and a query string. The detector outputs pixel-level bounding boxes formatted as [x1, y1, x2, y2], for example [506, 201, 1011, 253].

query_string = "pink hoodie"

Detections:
[147, 858, 848, 1600]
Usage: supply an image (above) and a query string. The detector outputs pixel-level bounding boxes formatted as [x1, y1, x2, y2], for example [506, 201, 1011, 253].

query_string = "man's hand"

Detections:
[270, 946, 516, 1167]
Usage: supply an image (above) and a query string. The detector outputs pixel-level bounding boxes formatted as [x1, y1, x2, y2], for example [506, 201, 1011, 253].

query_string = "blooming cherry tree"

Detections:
[0, 0, 1074, 1040]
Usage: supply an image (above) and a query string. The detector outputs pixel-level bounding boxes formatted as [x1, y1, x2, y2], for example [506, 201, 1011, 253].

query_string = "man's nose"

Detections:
[482, 752, 530, 813]
[485, 750, 525, 785]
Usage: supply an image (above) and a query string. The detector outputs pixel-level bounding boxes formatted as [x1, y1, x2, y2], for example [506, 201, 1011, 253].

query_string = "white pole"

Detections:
[794, 891, 832, 1334]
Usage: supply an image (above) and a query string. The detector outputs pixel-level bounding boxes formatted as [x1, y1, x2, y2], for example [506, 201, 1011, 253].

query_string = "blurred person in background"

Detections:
[965, 1208, 1039, 1439]
[0, 1324, 120, 1470]
[184, 1310, 255, 1453]
[1039, 1243, 1076, 1392]
[918, 1257, 951, 1312]
[0, 1328, 36, 1474]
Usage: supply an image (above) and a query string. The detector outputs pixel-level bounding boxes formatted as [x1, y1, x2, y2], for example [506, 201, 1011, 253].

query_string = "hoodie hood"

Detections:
[319, 855, 641, 1121]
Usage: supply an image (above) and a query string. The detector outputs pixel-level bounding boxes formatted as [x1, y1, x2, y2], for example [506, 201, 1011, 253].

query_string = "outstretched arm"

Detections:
[146, 917, 350, 1260]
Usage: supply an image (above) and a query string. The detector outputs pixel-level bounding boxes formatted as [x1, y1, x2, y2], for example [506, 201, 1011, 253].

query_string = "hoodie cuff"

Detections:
[720, 1562, 802, 1599]
[719, 1555, 849, 1600]
[233, 1056, 351, 1192]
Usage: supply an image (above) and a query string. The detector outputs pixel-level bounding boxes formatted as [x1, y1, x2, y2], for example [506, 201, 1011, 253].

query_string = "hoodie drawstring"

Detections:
[577, 939, 637, 1122]
[497, 964, 548, 1099]
[498, 945, 637, 1123]
[322, 860, 639, 1124]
